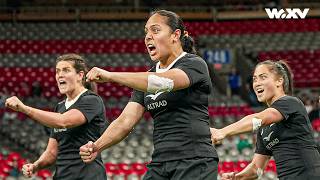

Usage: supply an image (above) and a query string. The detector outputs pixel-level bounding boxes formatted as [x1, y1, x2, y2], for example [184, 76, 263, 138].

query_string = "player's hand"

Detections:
[210, 128, 226, 144]
[221, 172, 236, 180]
[22, 163, 37, 178]
[79, 141, 98, 163]
[86, 67, 112, 83]
[5, 96, 27, 113]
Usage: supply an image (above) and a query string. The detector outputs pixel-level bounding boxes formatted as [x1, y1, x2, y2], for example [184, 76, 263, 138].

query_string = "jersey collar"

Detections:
[65, 89, 88, 109]
[156, 52, 187, 73]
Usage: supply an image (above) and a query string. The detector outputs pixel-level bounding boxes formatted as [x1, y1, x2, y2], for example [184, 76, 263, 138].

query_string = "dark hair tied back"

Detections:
[256, 60, 293, 95]
[150, 10, 196, 54]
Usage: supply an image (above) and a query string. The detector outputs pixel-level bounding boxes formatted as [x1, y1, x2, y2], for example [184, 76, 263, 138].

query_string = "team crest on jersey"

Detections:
[261, 124, 279, 150]
[146, 91, 168, 110]
[146, 92, 164, 101]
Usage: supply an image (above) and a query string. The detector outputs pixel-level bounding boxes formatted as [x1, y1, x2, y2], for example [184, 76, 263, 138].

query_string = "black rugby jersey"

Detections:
[50, 90, 108, 180]
[130, 53, 218, 162]
[255, 96, 320, 180]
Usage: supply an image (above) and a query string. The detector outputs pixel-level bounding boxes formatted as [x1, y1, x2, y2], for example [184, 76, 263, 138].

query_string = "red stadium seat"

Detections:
[7, 152, 21, 162]
[265, 160, 277, 173]
[105, 163, 120, 176]
[0, 171, 9, 179]
[118, 163, 133, 176]
[0, 66, 150, 100]
[258, 50, 320, 87]
[219, 161, 235, 173]
[37, 169, 52, 180]
[17, 159, 26, 170]
[131, 162, 147, 176]
[234, 160, 249, 173]
[0, 162, 12, 174]
[312, 119, 320, 132]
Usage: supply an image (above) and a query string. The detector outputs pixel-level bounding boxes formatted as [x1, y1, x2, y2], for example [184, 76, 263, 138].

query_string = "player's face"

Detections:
[55, 61, 83, 95]
[253, 65, 281, 104]
[144, 14, 176, 62]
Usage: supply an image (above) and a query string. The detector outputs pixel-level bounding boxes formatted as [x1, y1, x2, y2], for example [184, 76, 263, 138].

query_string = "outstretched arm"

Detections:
[86, 67, 190, 93]
[5, 96, 86, 128]
[211, 107, 283, 143]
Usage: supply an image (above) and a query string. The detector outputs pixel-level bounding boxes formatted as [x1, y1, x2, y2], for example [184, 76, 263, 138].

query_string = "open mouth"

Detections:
[58, 80, 66, 86]
[256, 89, 264, 96]
[147, 44, 156, 55]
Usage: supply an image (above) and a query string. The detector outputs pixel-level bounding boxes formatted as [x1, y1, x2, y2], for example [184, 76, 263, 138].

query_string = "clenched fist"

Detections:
[210, 128, 226, 144]
[22, 163, 37, 178]
[86, 67, 112, 83]
[79, 141, 98, 163]
[221, 172, 236, 180]
[5, 96, 27, 113]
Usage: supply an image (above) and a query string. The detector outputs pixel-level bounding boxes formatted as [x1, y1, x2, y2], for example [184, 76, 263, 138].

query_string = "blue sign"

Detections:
[203, 49, 231, 64]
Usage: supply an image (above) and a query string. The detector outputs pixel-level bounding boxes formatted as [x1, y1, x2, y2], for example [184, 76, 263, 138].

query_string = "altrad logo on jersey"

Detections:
[261, 123, 279, 150]
[146, 91, 168, 110]
[147, 100, 167, 110]
[266, 138, 279, 150]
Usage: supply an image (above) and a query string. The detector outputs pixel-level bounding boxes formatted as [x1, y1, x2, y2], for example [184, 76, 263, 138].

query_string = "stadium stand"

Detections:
[0, 1, 320, 179]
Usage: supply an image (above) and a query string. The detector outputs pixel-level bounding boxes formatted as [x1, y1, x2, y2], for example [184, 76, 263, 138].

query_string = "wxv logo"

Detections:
[265, 8, 309, 19]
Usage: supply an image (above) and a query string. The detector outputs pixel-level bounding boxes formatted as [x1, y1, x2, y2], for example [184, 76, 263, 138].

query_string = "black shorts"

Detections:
[143, 157, 218, 180]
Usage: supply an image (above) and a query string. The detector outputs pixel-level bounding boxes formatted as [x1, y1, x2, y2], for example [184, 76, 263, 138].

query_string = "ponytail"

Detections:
[181, 34, 196, 54]
[277, 60, 293, 95]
